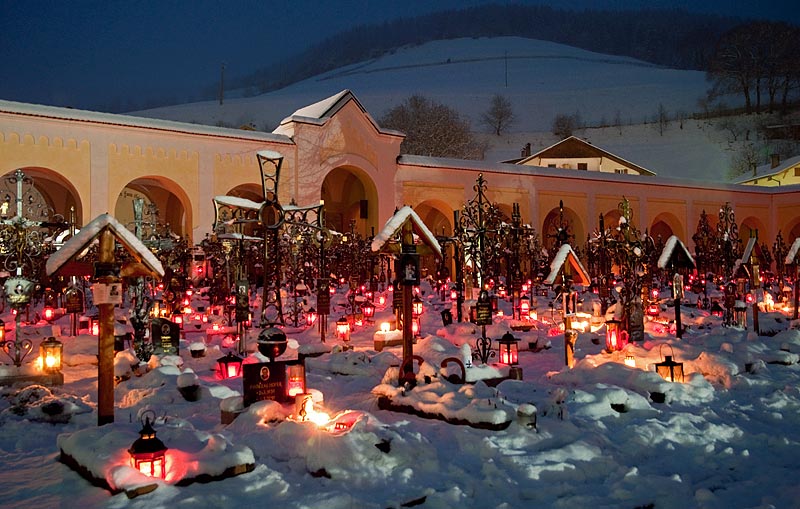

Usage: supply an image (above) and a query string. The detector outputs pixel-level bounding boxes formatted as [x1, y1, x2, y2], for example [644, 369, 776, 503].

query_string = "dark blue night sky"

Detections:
[1, 0, 795, 111]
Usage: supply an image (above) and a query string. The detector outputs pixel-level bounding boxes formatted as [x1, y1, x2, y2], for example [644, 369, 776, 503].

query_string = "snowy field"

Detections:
[2, 278, 800, 509]
[135, 37, 739, 182]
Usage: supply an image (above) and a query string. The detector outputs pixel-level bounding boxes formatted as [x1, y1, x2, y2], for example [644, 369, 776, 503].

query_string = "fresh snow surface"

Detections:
[3, 278, 800, 508]
[134, 36, 742, 182]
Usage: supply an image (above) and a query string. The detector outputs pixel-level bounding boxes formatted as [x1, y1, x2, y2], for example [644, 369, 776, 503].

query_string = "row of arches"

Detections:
[10, 166, 800, 254]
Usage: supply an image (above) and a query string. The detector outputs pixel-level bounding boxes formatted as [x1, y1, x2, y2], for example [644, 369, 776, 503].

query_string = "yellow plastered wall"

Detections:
[109, 143, 199, 239]
[0, 132, 91, 219]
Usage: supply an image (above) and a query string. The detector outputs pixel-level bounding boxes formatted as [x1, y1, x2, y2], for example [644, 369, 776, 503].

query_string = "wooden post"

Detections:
[97, 229, 116, 426]
[401, 221, 415, 375]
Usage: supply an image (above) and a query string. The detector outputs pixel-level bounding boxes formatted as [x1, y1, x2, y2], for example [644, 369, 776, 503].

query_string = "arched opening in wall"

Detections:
[785, 218, 800, 242]
[321, 166, 378, 238]
[223, 183, 264, 238]
[739, 216, 767, 242]
[542, 205, 585, 258]
[414, 200, 454, 278]
[650, 212, 684, 248]
[115, 176, 192, 242]
[602, 209, 622, 230]
[0, 167, 82, 225]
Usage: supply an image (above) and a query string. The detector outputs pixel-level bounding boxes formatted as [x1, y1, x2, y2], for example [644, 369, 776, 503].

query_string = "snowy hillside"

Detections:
[135, 37, 736, 182]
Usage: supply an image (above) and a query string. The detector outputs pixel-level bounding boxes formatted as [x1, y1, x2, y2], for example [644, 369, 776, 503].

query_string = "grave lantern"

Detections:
[497, 331, 520, 365]
[377, 294, 386, 306]
[647, 302, 660, 316]
[362, 300, 375, 321]
[734, 300, 747, 328]
[306, 307, 317, 327]
[43, 306, 55, 322]
[0, 318, 5, 342]
[412, 295, 424, 318]
[519, 295, 530, 319]
[450, 289, 458, 301]
[607, 319, 631, 351]
[624, 353, 636, 368]
[336, 316, 351, 342]
[605, 319, 627, 352]
[128, 414, 167, 479]
[286, 364, 306, 397]
[171, 313, 184, 330]
[710, 301, 725, 318]
[38, 336, 63, 373]
[216, 351, 243, 379]
[655, 344, 684, 383]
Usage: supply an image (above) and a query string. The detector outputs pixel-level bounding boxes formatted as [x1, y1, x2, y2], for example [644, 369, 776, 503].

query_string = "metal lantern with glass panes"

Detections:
[128, 412, 168, 479]
[655, 344, 684, 383]
[216, 351, 243, 379]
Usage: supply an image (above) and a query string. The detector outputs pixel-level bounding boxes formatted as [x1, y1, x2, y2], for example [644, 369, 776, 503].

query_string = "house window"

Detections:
[794, 167, 800, 176]
[577, 163, 588, 170]
[614, 168, 628, 174]
[562, 164, 571, 169]
[548, 164, 556, 168]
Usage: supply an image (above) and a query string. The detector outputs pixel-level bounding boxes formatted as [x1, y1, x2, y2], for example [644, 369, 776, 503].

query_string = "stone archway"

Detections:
[542, 205, 585, 255]
[740, 216, 767, 241]
[650, 211, 684, 244]
[115, 176, 193, 241]
[320, 166, 378, 237]
[0, 167, 82, 225]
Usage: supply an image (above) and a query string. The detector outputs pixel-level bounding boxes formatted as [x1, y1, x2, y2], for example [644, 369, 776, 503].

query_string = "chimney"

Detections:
[770, 153, 780, 169]
[521, 143, 531, 158]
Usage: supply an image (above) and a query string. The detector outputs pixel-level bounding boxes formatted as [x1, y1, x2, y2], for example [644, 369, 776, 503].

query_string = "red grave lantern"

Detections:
[605, 319, 627, 352]
[216, 351, 243, 379]
[128, 413, 167, 479]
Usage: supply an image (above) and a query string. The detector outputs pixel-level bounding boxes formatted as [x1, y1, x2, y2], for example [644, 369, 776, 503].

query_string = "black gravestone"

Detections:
[150, 317, 180, 356]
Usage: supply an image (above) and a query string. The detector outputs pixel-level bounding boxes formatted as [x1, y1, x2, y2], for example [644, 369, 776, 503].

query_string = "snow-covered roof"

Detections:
[213, 195, 263, 212]
[371, 206, 442, 258]
[274, 90, 404, 138]
[0, 99, 292, 144]
[45, 213, 164, 277]
[657, 235, 695, 270]
[515, 136, 656, 176]
[543, 244, 590, 286]
[734, 155, 800, 184]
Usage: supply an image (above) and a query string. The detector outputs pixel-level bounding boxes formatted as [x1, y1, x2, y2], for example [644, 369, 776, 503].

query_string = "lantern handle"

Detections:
[658, 343, 675, 361]
[137, 408, 157, 426]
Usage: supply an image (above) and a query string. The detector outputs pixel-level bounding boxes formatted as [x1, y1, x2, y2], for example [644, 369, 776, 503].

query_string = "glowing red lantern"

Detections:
[216, 351, 243, 379]
[286, 364, 306, 397]
[497, 331, 520, 365]
[605, 319, 627, 352]
[336, 316, 351, 342]
[43, 306, 55, 322]
[129, 414, 167, 479]
[378, 294, 386, 306]
[519, 295, 530, 318]
[412, 295, 424, 318]
[450, 289, 458, 300]
[306, 307, 317, 327]
[171, 313, 184, 330]
[362, 301, 375, 321]
[91, 322, 99, 336]
[647, 304, 660, 316]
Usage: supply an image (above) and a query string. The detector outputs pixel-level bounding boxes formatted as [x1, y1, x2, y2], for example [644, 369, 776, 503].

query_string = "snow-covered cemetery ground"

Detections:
[2, 272, 800, 509]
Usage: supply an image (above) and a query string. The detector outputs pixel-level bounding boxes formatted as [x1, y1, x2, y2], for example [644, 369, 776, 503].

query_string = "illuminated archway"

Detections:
[650, 212, 684, 244]
[1, 167, 82, 224]
[542, 205, 585, 255]
[415, 200, 454, 277]
[740, 216, 767, 241]
[321, 166, 378, 237]
[115, 176, 192, 240]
